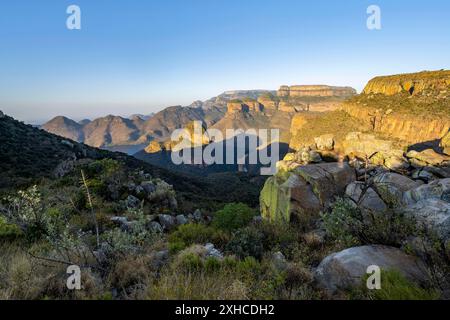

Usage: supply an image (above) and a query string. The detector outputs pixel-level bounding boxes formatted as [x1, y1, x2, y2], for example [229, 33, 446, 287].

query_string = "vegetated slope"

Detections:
[0, 112, 263, 208]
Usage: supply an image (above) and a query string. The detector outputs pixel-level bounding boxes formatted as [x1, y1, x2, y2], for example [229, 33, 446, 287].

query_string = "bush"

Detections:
[322, 198, 418, 247]
[225, 227, 264, 260]
[0, 217, 23, 242]
[168, 223, 228, 253]
[212, 203, 257, 233]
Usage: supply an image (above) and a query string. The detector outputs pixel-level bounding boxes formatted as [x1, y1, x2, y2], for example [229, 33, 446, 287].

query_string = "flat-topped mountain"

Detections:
[278, 85, 356, 98]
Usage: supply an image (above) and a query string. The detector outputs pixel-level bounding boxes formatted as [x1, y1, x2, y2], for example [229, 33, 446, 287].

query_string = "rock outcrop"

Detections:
[363, 70, 450, 96]
[277, 85, 356, 98]
[315, 245, 430, 295]
[260, 162, 355, 223]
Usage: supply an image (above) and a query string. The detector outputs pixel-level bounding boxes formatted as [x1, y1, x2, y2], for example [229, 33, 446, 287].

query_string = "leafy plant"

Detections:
[212, 203, 257, 233]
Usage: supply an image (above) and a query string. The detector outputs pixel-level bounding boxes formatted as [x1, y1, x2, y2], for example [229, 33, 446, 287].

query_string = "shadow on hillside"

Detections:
[134, 134, 290, 177]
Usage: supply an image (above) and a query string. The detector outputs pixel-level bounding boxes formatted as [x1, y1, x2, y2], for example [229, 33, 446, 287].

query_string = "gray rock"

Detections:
[126, 195, 140, 208]
[400, 199, 450, 240]
[158, 214, 176, 231]
[110, 216, 134, 232]
[176, 215, 188, 225]
[149, 221, 163, 233]
[204, 243, 223, 260]
[193, 209, 203, 222]
[345, 182, 387, 213]
[412, 169, 436, 182]
[0, 110, 4, 118]
[134, 185, 144, 195]
[403, 178, 450, 205]
[315, 245, 429, 295]
[141, 181, 156, 194]
[271, 251, 288, 271]
[373, 172, 422, 205]
[150, 250, 169, 269]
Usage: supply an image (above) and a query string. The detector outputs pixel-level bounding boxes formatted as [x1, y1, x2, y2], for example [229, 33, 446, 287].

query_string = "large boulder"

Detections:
[373, 172, 422, 206]
[403, 178, 450, 205]
[343, 132, 394, 158]
[345, 182, 387, 213]
[315, 245, 430, 295]
[294, 162, 356, 207]
[260, 162, 355, 222]
[400, 199, 450, 240]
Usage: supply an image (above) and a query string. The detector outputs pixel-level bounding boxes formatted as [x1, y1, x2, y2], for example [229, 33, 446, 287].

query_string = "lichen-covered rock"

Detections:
[406, 149, 450, 166]
[343, 132, 394, 158]
[260, 163, 355, 223]
[314, 134, 335, 151]
[315, 245, 429, 295]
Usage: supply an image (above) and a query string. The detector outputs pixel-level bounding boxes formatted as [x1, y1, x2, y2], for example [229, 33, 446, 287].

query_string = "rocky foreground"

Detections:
[260, 70, 450, 297]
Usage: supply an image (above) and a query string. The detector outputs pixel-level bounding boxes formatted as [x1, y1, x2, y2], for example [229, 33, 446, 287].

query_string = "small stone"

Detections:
[158, 214, 176, 231]
[176, 215, 188, 225]
[193, 209, 203, 222]
[126, 195, 140, 208]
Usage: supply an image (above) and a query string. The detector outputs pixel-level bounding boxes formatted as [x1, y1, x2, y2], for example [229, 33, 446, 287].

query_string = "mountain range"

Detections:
[41, 86, 356, 155]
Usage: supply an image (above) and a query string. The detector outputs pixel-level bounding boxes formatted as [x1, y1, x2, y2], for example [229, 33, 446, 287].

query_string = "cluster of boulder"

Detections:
[260, 129, 450, 296]
[110, 208, 207, 234]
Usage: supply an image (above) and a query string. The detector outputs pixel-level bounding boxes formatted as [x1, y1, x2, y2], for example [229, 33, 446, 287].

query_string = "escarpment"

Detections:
[340, 70, 450, 146]
[278, 85, 356, 98]
[363, 70, 450, 96]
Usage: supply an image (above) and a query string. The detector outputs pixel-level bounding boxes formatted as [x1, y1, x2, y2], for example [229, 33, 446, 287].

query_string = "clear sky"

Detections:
[0, 0, 449, 124]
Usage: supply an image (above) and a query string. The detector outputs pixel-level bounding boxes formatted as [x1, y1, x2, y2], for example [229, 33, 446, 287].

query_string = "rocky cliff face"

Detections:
[340, 70, 450, 146]
[363, 70, 450, 96]
[342, 103, 449, 145]
[277, 85, 356, 98]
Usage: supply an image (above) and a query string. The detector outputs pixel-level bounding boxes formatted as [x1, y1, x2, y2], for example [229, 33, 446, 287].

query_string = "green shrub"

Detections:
[321, 198, 362, 247]
[225, 227, 264, 260]
[212, 203, 257, 233]
[322, 197, 418, 247]
[358, 269, 439, 300]
[0, 217, 24, 242]
[168, 223, 228, 253]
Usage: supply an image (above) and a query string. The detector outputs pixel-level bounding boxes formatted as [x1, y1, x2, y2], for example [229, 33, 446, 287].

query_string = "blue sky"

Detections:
[0, 0, 449, 123]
